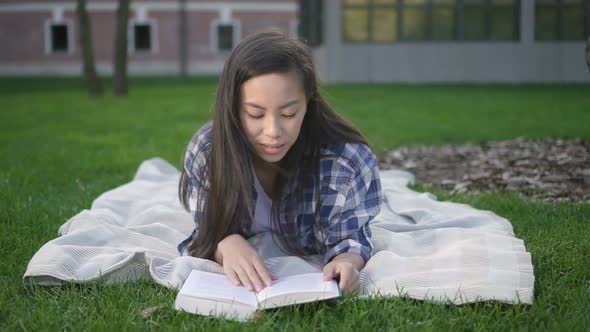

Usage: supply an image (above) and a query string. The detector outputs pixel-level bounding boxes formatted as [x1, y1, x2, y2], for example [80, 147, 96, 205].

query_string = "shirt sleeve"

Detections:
[177, 122, 212, 256]
[320, 145, 383, 264]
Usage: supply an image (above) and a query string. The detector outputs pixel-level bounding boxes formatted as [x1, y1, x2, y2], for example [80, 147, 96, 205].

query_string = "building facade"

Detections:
[0, 0, 298, 76]
[1, 0, 589, 83]
[311, 0, 590, 83]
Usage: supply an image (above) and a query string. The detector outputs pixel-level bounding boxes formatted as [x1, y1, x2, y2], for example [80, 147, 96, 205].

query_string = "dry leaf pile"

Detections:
[380, 137, 590, 203]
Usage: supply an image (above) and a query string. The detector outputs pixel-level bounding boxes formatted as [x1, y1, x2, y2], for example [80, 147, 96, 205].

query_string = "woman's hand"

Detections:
[216, 234, 274, 292]
[322, 252, 365, 296]
[322, 261, 360, 296]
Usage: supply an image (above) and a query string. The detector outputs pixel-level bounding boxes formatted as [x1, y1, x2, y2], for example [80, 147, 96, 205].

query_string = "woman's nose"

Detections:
[264, 116, 282, 138]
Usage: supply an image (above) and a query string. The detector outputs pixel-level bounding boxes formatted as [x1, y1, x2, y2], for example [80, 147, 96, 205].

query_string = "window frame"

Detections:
[44, 19, 74, 55]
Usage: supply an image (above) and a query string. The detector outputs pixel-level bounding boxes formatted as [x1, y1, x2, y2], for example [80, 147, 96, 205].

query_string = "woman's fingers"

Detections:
[234, 267, 254, 291]
[243, 263, 265, 292]
[338, 266, 351, 289]
[252, 259, 273, 287]
[323, 263, 336, 281]
[217, 233, 274, 292]
[324, 263, 360, 296]
[222, 255, 272, 291]
[340, 268, 360, 296]
[225, 268, 241, 286]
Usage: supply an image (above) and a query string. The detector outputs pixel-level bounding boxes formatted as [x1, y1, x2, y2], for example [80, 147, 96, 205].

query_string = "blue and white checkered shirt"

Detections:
[178, 121, 383, 264]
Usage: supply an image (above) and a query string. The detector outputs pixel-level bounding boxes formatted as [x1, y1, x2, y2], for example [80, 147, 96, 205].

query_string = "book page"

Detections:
[264, 256, 322, 277]
[179, 270, 258, 307]
[256, 273, 340, 303]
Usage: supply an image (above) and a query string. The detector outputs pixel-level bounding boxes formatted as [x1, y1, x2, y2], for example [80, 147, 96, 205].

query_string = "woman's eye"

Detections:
[248, 113, 263, 119]
[283, 113, 297, 118]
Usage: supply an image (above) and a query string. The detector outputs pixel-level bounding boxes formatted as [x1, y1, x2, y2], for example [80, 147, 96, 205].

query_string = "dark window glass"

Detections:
[490, 5, 518, 40]
[344, 8, 370, 41]
[432, 7, 455, 40]
[51, 24, 68, 52]
[463, 6, 486, 40]
[340, 0, 522, 42]
[402, 7, 427, 40]
[134, 24, 151, 51]
[299, 0, 324, 46]
[373, 7, 398, 41]
[217, 24, 234, 51]
[535, 0, 589, 41]
[535, 6, 559, 40]
[563, 5, 586, 40]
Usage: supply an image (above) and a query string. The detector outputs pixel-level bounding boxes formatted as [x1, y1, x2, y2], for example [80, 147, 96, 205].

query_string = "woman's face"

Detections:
[239, 70, 307, 165]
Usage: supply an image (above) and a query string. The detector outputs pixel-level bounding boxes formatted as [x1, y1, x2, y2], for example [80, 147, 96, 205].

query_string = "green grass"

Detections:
[1, 77, 589, 331]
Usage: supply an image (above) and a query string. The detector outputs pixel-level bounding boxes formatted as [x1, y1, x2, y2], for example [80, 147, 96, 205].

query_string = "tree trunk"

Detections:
[113, 0, 130, 96]
[76, 0, 103, 96]
[179, 0, 188, 83]
[586, 5, 590, 73]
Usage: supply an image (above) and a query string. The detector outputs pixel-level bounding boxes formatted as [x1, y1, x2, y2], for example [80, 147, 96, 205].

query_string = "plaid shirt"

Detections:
[178, 121, 383, 264]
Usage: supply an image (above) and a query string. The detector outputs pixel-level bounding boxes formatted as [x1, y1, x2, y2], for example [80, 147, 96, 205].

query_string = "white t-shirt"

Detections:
[251, 172, 272, 234]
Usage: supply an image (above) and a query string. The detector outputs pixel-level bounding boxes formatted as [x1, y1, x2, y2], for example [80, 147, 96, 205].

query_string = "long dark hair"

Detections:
[179, 29, 369, 260]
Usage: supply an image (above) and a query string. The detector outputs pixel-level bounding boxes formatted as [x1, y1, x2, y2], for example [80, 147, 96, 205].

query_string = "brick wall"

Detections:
[0, 0, 298, 75]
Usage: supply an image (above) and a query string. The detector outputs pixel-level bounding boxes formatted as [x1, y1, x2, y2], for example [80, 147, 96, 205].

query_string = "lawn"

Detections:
[1, 77, 589, 330]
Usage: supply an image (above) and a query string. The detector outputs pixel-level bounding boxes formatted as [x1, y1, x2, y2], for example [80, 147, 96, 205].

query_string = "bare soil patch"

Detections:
[379, 138, 590, 203]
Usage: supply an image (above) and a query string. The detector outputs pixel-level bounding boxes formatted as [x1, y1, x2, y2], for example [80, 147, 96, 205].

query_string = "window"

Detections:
[130, 21, 157, 53]
[462, 0, 519, 41]
[342, 0, 520, 42]
[401, 2, 428, 41]
[463, 1, 486, 40]
[134, 24, 151, 51]
[535, 0, 590, 41]
[344, 6, 371, 41]
[217, 24, 234, 51]
[299, 0, 323, 45]
[51, 24, 68, 51]
[490, 0, 518, 40]
[45, 21, 72, 54]
[432, 1, 456, 40]
[212, 20, 240, 53]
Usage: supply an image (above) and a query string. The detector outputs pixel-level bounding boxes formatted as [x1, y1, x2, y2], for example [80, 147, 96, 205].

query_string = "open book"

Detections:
[175, 270, 341, 321]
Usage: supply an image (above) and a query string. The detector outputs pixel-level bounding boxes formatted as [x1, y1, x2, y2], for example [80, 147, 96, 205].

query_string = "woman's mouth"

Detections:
[259, 144, 285, 155]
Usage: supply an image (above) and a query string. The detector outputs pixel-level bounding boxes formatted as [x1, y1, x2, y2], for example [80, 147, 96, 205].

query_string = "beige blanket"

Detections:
[23, 157, 534, 304]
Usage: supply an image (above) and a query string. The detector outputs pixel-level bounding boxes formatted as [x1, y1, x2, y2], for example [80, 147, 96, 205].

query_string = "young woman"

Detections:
[178, 30, 383, 296]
